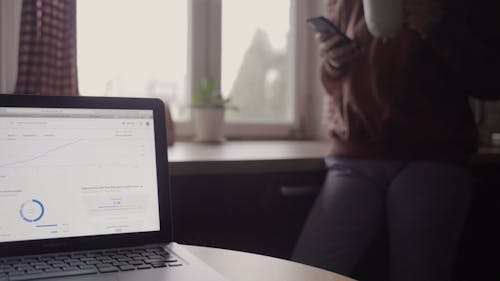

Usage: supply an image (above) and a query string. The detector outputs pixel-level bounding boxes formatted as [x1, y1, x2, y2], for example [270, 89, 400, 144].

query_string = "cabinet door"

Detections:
[453, 163, 500, 280]
[170, 171, 325, 259]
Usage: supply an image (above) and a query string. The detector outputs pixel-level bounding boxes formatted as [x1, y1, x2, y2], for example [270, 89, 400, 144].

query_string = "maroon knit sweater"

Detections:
[322, 0, 478, 164]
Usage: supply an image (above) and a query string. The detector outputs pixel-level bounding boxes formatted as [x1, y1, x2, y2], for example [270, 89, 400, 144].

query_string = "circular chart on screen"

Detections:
[20, 199, 45, 222]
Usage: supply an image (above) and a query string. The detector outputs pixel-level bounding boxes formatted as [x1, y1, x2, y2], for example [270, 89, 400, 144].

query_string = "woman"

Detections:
[292, 0, 481, 280]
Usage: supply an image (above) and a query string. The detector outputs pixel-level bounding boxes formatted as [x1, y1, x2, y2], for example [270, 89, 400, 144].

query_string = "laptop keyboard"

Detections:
[0, 246, 182, 281]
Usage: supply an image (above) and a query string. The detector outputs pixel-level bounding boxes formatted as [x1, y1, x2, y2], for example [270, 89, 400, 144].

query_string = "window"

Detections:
[77, 0, 319, 139]
[221, 0, 292, 124]
[77, 0, 189, 121]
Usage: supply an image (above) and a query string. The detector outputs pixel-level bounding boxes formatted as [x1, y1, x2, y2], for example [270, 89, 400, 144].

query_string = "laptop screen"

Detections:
[0, 107, 161, 243]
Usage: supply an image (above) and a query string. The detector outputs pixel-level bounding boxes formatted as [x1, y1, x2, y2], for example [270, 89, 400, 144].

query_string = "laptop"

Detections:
[0, 94, 228, 281]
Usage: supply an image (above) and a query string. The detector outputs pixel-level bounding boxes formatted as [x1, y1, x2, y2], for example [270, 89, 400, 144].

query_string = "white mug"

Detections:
[363, 0, 405, 38]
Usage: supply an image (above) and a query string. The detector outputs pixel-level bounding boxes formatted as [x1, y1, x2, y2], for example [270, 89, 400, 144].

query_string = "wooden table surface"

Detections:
[184, 244, 356, 281]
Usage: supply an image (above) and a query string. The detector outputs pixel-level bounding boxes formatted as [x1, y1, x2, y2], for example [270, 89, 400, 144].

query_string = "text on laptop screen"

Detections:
[0, 107, 160, 243]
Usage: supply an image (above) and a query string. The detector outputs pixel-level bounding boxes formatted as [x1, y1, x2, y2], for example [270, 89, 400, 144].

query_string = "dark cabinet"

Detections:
[169, 158, 500, 280]
[170, 170, 325, 259]
[453, 163, 500, 280]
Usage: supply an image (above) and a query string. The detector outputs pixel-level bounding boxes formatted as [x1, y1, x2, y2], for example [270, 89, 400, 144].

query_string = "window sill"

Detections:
[167, 141, 500, 176]
[167, 140, 330, 176]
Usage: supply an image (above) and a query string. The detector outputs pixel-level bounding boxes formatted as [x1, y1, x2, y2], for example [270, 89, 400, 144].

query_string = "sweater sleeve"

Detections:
[321, 0, 350, 85]
[321, 60, 347, 81]
[321, 63, 342, 95]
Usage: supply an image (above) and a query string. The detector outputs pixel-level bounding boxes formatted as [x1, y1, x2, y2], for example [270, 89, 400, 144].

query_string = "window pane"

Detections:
[77, 0, 188, 121]
[222, 0, 292, 123]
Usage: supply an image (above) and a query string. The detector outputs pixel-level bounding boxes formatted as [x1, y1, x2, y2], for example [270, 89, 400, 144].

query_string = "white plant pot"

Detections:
[193, 107, 225, 143]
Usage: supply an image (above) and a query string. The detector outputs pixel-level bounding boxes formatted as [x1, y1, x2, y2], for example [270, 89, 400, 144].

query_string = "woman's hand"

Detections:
[317, 33, 362, 75]
[405, 0, 443, 38]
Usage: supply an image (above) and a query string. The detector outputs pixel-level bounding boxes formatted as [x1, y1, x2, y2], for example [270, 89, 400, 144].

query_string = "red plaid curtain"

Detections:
[15, 0, 78, 96]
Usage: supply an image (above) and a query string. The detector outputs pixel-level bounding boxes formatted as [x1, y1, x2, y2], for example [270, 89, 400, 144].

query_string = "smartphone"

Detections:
[306, 16, 352, 48]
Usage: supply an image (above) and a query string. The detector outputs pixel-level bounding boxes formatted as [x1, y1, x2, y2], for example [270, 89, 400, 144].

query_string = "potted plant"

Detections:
[191, 77, 236, 143]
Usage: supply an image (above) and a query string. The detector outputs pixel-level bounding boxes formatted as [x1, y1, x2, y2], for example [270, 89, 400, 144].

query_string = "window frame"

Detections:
[174, 0, 321, 140]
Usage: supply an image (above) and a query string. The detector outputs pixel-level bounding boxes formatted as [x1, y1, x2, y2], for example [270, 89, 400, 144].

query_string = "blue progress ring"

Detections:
[20, 199, 45, 222]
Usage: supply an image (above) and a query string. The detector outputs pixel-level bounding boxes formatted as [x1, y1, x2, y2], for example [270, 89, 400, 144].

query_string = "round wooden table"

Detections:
[184, 245, 356, 281]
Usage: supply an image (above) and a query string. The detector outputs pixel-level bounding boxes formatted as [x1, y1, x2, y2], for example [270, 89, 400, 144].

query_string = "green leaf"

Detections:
[191, 77, 237, 111]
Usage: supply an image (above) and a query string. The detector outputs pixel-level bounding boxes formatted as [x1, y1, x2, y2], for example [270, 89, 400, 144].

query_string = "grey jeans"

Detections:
[292, 156, 472, 281]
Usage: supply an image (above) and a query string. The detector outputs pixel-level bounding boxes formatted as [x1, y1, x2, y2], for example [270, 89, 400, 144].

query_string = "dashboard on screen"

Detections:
[0, 107, 160, 243]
